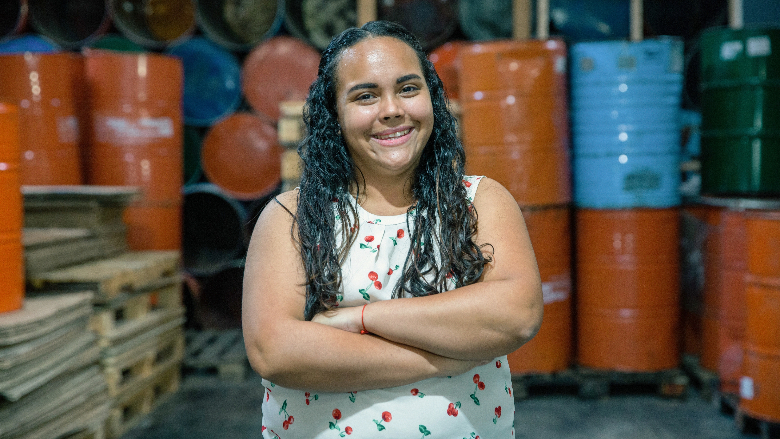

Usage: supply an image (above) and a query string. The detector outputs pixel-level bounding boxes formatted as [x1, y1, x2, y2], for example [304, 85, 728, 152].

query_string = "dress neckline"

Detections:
[344, 193, 414, 225]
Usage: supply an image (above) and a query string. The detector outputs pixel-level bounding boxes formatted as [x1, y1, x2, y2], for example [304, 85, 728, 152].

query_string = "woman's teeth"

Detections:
[375, 128, 411, 140]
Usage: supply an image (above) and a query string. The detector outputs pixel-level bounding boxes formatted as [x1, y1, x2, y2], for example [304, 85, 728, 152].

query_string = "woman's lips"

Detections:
[372, 127, 413, 146]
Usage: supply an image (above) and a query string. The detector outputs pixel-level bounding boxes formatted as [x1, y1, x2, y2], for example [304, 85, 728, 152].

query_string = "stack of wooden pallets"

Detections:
[0, 292, 110, 438]
[20, 186, 187, 438]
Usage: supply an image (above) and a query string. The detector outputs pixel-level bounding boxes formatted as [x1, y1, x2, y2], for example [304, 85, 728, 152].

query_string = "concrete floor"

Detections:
[119, 371, 758, 439]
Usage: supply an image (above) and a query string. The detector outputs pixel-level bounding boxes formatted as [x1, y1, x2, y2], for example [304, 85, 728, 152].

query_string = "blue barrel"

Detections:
[165, 37, 241, 127]
[570, 38, 684, 208]
[0, 34, 60, 53]
[573, 152, 681, 208]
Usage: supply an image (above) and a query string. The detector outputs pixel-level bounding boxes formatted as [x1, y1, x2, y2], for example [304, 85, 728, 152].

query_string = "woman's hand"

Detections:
[312, 306, 363, 333]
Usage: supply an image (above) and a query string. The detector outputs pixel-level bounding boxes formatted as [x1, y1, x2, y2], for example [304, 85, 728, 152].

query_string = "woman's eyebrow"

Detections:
[347, 82, 377, 94]
[397, 73, 422, 83]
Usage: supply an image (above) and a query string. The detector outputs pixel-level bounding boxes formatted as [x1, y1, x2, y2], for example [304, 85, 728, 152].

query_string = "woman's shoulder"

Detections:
[255, 189, 299, 226]
[471, 176, 516, 208]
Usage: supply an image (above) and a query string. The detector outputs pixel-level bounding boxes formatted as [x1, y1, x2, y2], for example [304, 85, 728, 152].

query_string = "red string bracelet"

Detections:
[360, 303, 369, 334]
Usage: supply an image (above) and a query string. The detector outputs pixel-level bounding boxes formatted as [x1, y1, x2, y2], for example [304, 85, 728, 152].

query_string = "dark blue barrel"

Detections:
[165, 37, 242, 127]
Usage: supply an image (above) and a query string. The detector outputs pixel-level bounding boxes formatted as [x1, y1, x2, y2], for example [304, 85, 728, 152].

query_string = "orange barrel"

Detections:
[576, 208, 681, 371]
[200, 112, 282, 201]
[108, 0, 196, 49]
[1, 0, 27, 42]
[284, 0, 354, 51]
[241, 36, 320, 123]
[0, 103, 24, 313]
[377, 0, 458, 51]
[507, 204, 573, 374]
[27, 0, 110, 49]
[458, 39, 571, 207]
[740, 209, 780, 423]
[195, 0, 283, 52]
[84, 49, 183, 251]
[428, 41, 462, 100]
[0, 52, 83, 185]
[183, 183, 247, 277]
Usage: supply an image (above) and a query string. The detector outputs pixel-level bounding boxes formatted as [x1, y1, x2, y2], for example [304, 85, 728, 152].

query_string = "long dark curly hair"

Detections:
[296, 20, 491, 320]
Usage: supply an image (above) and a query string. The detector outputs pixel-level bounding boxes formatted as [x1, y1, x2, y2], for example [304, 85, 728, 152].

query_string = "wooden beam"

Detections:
[536, 0, 549, 40]
[512, 0, 531, 40]
[729, 0, 743, 29]
[357, 0, 377, 27]
[630, 0, 643, 41]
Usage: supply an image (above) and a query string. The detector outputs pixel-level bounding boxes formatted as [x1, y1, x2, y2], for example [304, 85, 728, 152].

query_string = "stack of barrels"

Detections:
[694, 25, 780, 427]
[569, 38, 685, 372]
[456, 39, 574, 375]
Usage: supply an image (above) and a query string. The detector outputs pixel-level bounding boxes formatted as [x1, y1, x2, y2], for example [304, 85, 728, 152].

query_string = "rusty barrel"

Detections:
[0, 103, 24, 313]
[740, 209, 780, 422]
[200, 112, 282, 201]
[428, 41, 462, 100]
[507, 204, 573, 374]
[459, 39, 571, 207]
[0, 52, 83, 185]
[241, 35, 320, 123]
[84, 49, 183, 251]
[109, 0, 196, 49]
[576, 208, 680, 371]
[284, 0, 354, 51]
[195, 0, 283, 52]
[27, 0, 111, 49]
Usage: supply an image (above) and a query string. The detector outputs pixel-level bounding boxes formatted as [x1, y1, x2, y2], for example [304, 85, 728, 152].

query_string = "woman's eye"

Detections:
[356, 93, 374, 101]
[401, 84, 420, 94]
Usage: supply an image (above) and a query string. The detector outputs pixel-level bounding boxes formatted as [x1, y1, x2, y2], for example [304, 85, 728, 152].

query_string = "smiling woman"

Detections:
[242, 20, 543, 438]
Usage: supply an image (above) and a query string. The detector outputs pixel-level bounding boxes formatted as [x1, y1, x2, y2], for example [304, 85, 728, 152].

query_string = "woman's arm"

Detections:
[241, 190, 484, 392]
[312, 178, 544, 360]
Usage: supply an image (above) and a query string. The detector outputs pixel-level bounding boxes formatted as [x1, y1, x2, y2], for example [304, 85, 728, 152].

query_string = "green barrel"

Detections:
[700, 26, 780, 196]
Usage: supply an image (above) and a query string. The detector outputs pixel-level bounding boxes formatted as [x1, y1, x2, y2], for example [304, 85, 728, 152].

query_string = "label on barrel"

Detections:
[740, 376, 754, 400]
[747, 36, 771, 58]
[541, 274, 571, 304]
[720, 41, 744, 61]
[95, 116, 175, 145]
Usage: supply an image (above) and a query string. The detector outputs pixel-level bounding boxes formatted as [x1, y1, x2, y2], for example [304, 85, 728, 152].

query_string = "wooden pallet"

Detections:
[101, 323, 185, 398]
[27, 250, 181, 302]
[183, 329, 249, 382]
[575, 367, 690, 399]
[735, 408, 780, 439]
[512, 366, 689, 399]
[106, 359, 181, 439]
[23, 226, 127, 277]
[681, 354, 720, 401]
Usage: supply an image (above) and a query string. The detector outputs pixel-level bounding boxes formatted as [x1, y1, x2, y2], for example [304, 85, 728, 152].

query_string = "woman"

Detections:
[242, 20, 543, 438]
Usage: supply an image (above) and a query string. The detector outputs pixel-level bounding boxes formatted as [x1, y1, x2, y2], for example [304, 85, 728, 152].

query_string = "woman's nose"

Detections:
[379, 96, 404, 120]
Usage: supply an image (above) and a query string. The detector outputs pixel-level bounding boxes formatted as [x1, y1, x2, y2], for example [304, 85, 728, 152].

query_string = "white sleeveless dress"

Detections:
[261, 175, 515, 438]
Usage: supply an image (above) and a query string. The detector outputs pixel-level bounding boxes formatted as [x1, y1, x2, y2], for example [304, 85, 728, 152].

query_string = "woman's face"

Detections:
[334, 36, 434, 181]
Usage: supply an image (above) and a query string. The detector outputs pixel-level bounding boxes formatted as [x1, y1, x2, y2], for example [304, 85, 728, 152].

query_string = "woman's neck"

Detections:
[350, 174, 416, 216]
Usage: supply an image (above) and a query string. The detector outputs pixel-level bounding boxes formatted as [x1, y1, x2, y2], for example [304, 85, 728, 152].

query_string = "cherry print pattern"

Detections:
[411, 387, 425, 398]
[373, 411, 392, 431]
[447, 401, 461, 417]
[470, 374, 485, 405]
[493, 406, 502, 424]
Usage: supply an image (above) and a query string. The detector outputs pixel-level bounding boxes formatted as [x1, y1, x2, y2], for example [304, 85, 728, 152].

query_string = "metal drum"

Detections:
[0, 0, 27, 42]
[507, 205, 573, 374]
[0, 52, 83, 185]
[740, 209, 780, 423]
[27, 0, 111, 49]
[284, 0, 354, 51]
[0, 34, 60, 53]
[0, 103, 24, 314]
[570, 38, 684, 209]
[576, 208, 680, 371]
[165, 37, 242, 127]
[699, 26, 780, 196]
[459, 39, 571, 207]
[84, 49, 184, 251]
[109, 0, 196, 49]
[377, 0, 458, 51]
[428, 41, 462, 100]
[195, 0, 283, 52]
[183, 183, 248, 277]
[200, 112, 282, 201]
[241, 36, 320, 123]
